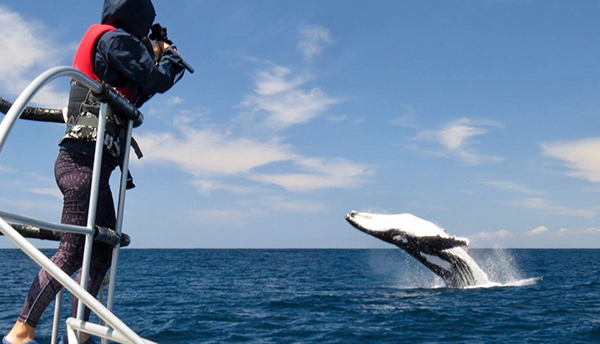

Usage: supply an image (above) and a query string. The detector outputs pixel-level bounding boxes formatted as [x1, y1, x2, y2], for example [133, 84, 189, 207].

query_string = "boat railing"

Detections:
[0, 66, 155, 344]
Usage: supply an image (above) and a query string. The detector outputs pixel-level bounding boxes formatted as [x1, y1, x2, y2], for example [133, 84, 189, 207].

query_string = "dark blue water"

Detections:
[1, 249, 599, 343]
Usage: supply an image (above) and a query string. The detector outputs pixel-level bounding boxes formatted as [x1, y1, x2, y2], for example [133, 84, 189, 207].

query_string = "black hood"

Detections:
[101, 0, 156, 39]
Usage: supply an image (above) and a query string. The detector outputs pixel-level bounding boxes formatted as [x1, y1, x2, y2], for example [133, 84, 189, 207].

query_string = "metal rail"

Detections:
[0, 66, 150, 344]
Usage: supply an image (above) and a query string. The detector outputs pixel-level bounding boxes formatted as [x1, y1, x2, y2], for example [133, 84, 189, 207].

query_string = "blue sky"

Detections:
[0, 0, 600, 248]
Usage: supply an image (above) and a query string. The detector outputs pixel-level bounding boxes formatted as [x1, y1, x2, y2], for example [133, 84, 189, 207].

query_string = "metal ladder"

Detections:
[0, 66, 155, 344]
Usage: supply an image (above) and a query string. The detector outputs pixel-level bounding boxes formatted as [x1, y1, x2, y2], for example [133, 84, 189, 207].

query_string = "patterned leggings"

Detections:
[18, 149, 118, 327]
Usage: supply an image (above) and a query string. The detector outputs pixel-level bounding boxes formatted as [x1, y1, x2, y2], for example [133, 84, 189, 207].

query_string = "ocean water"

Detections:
[1, 249, 599, 343]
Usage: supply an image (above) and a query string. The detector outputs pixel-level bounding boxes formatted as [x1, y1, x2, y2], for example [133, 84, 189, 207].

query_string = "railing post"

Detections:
[51, 289, 63, 344]
[76, 102, 108, 333]
[104, 119, 134, 344]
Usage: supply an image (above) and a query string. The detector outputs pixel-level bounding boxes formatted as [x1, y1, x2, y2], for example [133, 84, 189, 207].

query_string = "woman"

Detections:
[3, 0, 186, 343]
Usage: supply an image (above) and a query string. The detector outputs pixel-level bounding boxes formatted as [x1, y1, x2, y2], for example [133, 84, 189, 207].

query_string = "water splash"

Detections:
[374, 248, 539, 290]
[467, 249, 541, 289]
[448, 247, 490, 286]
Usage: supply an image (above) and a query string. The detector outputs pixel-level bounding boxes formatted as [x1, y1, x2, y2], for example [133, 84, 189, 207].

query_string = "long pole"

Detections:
[0, 218, 146, 344]
[104, 119, 134, 344]
[76, 103, 108, 327]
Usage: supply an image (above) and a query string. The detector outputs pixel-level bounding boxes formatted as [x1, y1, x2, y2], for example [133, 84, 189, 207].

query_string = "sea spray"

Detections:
[367, 250, 444, 288]
[366, 248, 539, 289]
[449, 247, 490, 285]
[470, 249, 524, 285]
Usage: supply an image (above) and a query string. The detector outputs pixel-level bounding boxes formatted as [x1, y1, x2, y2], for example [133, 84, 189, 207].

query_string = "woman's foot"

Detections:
[4, 321, 36, 344]
[3, 336, 39, 344]
[58, 334, 97, 344]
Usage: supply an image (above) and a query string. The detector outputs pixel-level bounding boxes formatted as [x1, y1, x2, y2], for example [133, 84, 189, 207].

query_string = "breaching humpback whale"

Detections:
[346, 211, 489, 288]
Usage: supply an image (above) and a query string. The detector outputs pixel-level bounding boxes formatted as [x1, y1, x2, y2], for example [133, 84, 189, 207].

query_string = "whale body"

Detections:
[346, 211, 489, 288]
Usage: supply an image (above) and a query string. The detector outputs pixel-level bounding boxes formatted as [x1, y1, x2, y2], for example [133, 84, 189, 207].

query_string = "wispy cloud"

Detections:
[390, 104, 419, 128]
[0, 199, 61, 214]
[28, 187, 63, 199]
[249, 157, 372, 192]
[167, 96, 185, 105]
[297, 25, 332, 59]
[135, 126, 293, 177]
[191, 208, 267, 228]
[263, 196, 324, 213]
[135, 115, 371, 193]
[191, 180, 260, 195]
[240, 65, 341, 129]
[0, 165, 17, 173]
[471, 229, 513, 241]
[527, 226, 548, 236]
[414, 117, 504, 165]
[511, 198, 600, 218]
[558, 227, 600, 237]
[0, 5, 69, 108]
[327, 115, 347, 124]
[541, 137, 600, 183]
[479, 180, 544, 195]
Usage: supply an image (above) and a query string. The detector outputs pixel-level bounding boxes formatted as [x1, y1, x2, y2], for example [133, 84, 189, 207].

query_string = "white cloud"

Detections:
[390, 104, 419, 128]
[558, 227, 600, 237]
[137, 51, 365, 194]
[263, 196, 324, 213]
[192, 180, 259, 195]
[0, 6, 69, 108]
[167, 96, 185, 105]
[250, 157, 372, 192]
[439, 121, 486, 150]
[28, 187, 63, 199]
[471, 229, 513, 240]
[254, 66, 311, 96]
[479, 180, 544, 195]
[135, 127, 293, 177]
[297, 25, 332, 59]
[414, 118, 503, 165]
[135, 121, 372, 193]
[241, 65, 341, 129]
[527, 226, 548, 236]
[0, 165, 17, 173]
[541, 137, 600, 183]
[192, 208, 266, 228]
[0, 199, 61, 213]
[511, 198, 599, 218]
[582, 186, 600, 193]
[327, 115, 347, 123]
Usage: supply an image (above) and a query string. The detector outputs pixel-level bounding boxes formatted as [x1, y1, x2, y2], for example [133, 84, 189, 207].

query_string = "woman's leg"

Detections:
[7, 150, 117, 343]
[70, 182, 117, 322]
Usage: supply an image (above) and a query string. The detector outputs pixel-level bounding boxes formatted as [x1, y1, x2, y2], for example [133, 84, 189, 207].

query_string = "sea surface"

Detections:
[1, 249, 599, 343]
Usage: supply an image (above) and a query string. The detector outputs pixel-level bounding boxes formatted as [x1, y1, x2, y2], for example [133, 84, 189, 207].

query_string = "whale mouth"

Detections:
[345, 211, 368, 232]
[345, 210, 357, 222]
[345, 211, 390, 239]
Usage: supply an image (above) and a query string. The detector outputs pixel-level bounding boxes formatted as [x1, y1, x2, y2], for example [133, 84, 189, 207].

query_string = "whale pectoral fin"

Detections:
[417, 235, 469, 250]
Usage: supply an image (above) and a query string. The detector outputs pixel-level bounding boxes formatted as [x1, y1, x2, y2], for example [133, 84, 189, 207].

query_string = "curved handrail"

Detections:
[0, 67, 99, 153]
[0, 66, 144, 154]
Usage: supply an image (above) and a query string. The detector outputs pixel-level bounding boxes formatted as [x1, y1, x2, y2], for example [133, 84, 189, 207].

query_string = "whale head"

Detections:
[345, 210, 469, 250]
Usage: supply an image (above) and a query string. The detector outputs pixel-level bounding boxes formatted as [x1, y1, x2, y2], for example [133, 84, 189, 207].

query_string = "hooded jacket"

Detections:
[101, 0, 156, 39]
[96, 0, 185, 99]
[62, 0, 186, 158]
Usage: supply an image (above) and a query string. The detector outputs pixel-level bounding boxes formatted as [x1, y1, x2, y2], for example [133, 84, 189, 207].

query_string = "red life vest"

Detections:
[73, 24, 135, 101]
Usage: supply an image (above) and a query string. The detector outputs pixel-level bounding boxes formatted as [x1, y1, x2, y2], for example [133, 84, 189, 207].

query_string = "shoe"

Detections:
[58, 335, 97, 344]
[2, 337, 39, 344]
